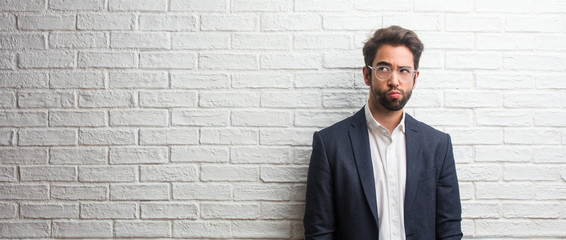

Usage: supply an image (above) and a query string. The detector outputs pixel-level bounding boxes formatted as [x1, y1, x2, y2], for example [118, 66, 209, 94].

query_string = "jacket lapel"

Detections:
[349, 108, 379, 226]
[404, 114, 422, 215]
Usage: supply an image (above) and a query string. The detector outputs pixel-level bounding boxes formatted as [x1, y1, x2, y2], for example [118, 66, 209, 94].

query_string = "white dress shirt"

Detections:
[364, 104, 407, 240]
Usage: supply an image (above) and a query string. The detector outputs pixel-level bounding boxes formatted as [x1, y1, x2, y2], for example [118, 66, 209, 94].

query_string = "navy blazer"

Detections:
[304, 108, 462, 240]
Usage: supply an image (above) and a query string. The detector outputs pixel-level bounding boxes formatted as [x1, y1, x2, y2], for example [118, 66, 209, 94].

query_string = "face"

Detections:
[363, 44, 419, 112]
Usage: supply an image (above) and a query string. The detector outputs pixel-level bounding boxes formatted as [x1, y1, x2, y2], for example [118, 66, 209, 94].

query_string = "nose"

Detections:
[388, 71, 400, 86]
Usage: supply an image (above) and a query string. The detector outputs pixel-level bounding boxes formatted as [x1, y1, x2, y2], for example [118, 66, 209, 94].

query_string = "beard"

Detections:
[370, 84, 412, 111]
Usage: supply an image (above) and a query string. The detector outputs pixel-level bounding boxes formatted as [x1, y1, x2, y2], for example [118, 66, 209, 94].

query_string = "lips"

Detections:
[388, 90, 402, 99]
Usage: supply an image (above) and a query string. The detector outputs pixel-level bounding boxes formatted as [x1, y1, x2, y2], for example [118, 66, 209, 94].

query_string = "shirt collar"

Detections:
[364, 104, 406, 134]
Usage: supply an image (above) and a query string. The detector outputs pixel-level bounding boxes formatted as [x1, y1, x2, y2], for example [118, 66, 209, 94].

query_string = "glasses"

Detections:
[367, 65, 417, 82]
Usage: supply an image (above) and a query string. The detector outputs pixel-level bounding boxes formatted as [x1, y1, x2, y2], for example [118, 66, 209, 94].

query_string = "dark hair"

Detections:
[363, 25, 424, 70]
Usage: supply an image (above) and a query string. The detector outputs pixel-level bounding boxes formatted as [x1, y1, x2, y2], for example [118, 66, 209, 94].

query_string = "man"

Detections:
[303, 26, 462, 240]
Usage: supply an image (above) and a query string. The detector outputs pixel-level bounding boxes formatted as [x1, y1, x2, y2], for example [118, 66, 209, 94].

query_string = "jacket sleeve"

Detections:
[436, 134, 463, 240]
[304, 131, 335, 240]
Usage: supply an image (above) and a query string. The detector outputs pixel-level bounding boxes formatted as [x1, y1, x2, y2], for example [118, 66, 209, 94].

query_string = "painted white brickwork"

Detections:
[0, 0, 565, 239]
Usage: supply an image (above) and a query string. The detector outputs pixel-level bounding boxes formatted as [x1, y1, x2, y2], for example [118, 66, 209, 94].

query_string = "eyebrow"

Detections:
[375, 61, 413, 69]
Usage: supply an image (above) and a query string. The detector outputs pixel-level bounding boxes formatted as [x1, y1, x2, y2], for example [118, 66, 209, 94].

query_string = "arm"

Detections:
[436, 134, 463, 240]
[304, 131, 335, 240]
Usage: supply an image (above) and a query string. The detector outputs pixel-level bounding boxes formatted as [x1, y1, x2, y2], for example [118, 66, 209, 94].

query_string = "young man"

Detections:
[304, 26, 462, 240]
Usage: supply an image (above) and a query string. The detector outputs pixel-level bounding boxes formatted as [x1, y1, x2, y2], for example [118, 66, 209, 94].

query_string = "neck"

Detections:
[368, 100, 404, 133]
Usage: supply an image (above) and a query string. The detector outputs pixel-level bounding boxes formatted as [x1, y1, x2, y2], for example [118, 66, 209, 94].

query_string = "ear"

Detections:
[363, 66, 371, 86]
[412, 70, 419, 88]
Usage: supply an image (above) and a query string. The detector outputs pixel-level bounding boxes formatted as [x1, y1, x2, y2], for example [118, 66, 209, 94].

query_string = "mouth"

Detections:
[388, 90, 402, 99]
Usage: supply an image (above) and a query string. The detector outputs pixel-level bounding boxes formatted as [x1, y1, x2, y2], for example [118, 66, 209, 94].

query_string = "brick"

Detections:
[0, 33, 45, 50]
[261, 14, 321, 31]
[476, 109, 532, 127]
[459, 182, 474, 200]
[81, 202, 138, 219]
[141, 202, 198, 219]
[173, 221, 231, 238]
[231, 146, 292, 164]
[477, 33, 535, 50]
[17, 14, 75, 30]
[454, 146, 473, 164]
[383, 14, 442, 31]
[419, 32, 474, 49]
[0, 148, 47, 164]
[232, 220, 290, 238]
[233, 33, 290, 50]
[19, 51, 75, 69]
[172, 109, 229, 126]
[0, 166, 16, 181]
[201, 15, 258, 31]
[0, 0, 45, 11]
[79, 166, 137, 182]
[19, 129, 76, 146]
[50, 147, 106, 165]
[20, 203, 78, 219]
[78, 51, 137, 68]
[199, 53, 257, 70]
[171, 0, 227, 11]
[0, 111, 46, 127]
[232, 0, 289, 12]
[292, 221, 305, 238]
[477, 220, 566, 237]
[110, 71, 169, 89]
[140, 52, 196, 69]
[461, 202, 501, 218]
[78, 13, 136, 30]
[476, 0, 533, 12]
[202, 203, 258, 219]
[171, 73, 230, 89]
[536, 34, 566, 51]
[0, 221, 49, 238]
[53, 220, 112, 238]
[506, 16, 563, 32]
[234, 185, 292, 201]
[446, 128, 503, 145]
[51, 184, 107, 200]
[110, 32, 169, 49]
[109, 109, 168, 126]
[173, 183, 232, 200]
[403, 90, 442, 108]
[446, 52, 501, 70]
[502, 202, 561, 218]
[18, 91, 74, 108]
[296, 0, 350, 11]
[109, 0, 167, 11]
[172, 33, 229, 49]
[504, 164, 561, 181]
[261, 90, 320, 108]
[49, 110, 106, 127]
[355, 0, 411, 11]
[79, 128, 137, 145]
[0, 184, 48, 200]
[446, 15, 503, 31]
[231, 110, 292, 127]
[294, 72, 354, 88]
[291, 184, 306, 201]
[0, 15, 15, 30]
[418, 50, 443, 69]
[232, 72, 292, 89]
[322, 90, 366, 108]
[139, 14, 197, 31]
[139, 90, 197, 107]
[294, 33, 351, 50]
[475, 73, 534, 89]
[50, 71, 105, 89]
[504, 128, 561, 145]
[140, 165, 198, 182]
[476, 183, 534, 200]
[140, 128, 199, 145]
[171, 146, 229, 163]
[0, 91, 15, 108]
[201, 165, 258, 182]
[261, 53, 321, 69]
[536, 0, 566, 13]
[415, 0, 472, 12]
[503, 53, 563, 71]
[200, 91, 260, 107]
[475, 146, 531, 162]
[456, 164, 501, 182]
[323, 15, 381, 30]
[200, 128, 258, 145]
[261, 202, 304, 219]
[111, 184, 169, 200]
[261, 166, 308, 182]
[0, 202, 17, 218]
[535, 111, 566, 127]
[20, 166, 76, 182]
[0, 52, 15, 69]
[323, 51, 363, 69]
[413, 109, 473, 127]
[49, 0, 104, 10]
[110, 147, 168, 164]
[536, 184, 566, 200]
[294, 147, 312, 165]
[444, 90, 502, 108]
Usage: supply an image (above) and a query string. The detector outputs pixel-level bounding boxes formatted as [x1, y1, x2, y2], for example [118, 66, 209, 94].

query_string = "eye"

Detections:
[399, 68, 412, 74]
[376, 66, 390, 72]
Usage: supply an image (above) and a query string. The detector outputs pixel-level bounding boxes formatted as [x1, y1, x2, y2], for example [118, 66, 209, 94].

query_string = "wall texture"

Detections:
[0, 0, 565, 238]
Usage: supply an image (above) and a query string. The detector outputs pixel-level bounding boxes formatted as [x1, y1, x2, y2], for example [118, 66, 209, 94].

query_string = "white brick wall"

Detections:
[0, 0, 565, 239]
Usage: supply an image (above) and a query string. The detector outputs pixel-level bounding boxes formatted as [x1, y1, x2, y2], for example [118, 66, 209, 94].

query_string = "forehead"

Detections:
[373, 44, 414, 67]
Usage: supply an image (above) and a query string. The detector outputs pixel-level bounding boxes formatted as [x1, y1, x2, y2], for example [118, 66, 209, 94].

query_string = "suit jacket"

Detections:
[304, 108, 462, 240]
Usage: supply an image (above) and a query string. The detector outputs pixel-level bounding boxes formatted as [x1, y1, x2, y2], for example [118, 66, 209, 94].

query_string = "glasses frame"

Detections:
[367, 65, 417, 82]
